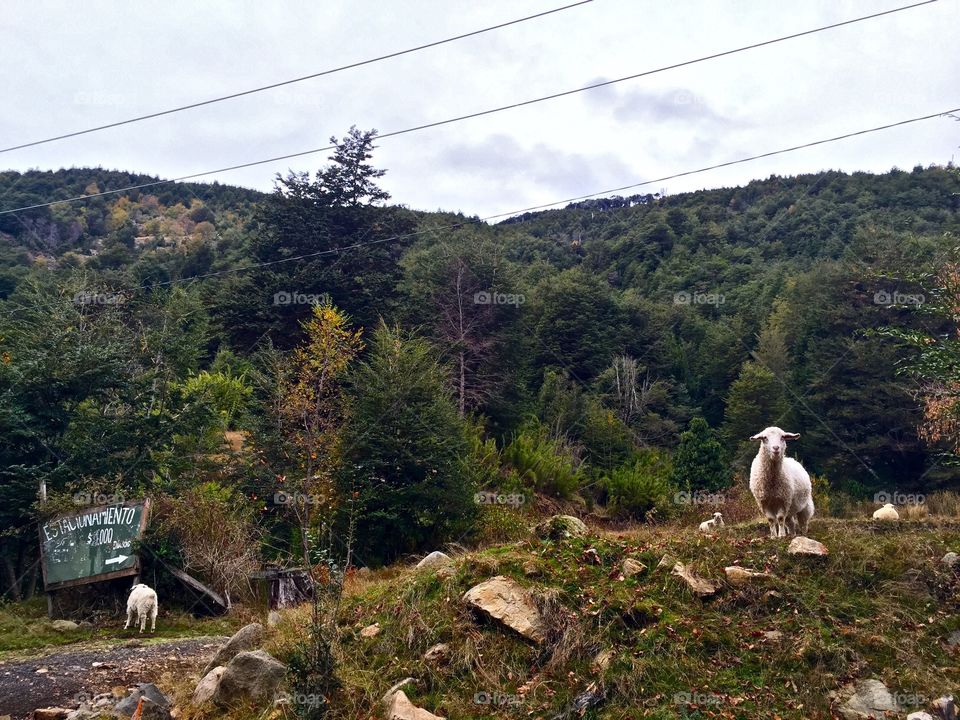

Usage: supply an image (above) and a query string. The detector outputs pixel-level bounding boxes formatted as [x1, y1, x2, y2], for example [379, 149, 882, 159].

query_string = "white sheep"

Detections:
[124, 583, 158, 633]
[749, 427, 814, 538]
[872, 503, 899, 521]
[698, 511, 725, 534]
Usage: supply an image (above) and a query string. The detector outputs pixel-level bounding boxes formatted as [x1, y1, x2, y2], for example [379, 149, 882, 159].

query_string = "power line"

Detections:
[0, 0, 938, 216]
[1, 105, 951, 322]
[0, 1, 593, 154]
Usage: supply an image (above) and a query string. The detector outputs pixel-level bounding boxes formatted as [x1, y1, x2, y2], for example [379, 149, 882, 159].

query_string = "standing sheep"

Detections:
[124, 583, 158, 633]
[749, 427, 814, 538]
[698, 511, 725, 534]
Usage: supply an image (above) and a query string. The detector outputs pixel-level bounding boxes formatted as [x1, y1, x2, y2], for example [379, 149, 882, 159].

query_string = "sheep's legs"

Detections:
[124, 608, 133, 630]
[139, 612, 146, 634]
[150, 605, 157, 632]
[767, 517, 778, 538]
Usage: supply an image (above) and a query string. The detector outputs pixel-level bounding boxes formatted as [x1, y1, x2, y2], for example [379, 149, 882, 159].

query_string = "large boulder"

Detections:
[50, 620, 79, 632]
[203, 623, 264, 675]
[192, 666, 226, 705]
[384, 690, 445, 720]
[212, 649, 286, 706]
[534, 515, 587, 540]
[415, 551, 453, 572]
[462, 576, 545, 643]
[838, 679, 898, 719]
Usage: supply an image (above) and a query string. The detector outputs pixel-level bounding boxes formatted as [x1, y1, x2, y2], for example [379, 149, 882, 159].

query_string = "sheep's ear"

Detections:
[750, 432, 764, 440]
[783, 432, 800, 440]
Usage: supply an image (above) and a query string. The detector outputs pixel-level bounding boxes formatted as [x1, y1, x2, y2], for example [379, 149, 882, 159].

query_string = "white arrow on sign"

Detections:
[105, 554, 129, 566]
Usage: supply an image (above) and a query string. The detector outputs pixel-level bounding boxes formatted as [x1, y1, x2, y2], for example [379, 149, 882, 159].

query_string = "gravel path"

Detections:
[0, 636, 228, 720]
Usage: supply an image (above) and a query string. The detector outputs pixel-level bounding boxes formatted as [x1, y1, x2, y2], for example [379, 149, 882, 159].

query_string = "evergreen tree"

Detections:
[338, 323, 477, 565]
[669, 417, 729, 492]
[722, 361, 791, 467]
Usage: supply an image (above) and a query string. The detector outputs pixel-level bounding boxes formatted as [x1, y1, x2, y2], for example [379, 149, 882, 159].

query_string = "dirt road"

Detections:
[0, 636, 227, 720]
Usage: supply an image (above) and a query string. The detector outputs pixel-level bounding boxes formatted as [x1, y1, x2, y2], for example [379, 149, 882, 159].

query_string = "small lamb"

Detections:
[749, 427, 814, 538]
[872, 503, 899, 521]
[125, 583, 158, 633]
[698, 511, 725, 534]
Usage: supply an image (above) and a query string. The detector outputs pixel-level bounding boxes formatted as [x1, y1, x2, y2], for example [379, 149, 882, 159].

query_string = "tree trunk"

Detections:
[1, 556, 21, 601]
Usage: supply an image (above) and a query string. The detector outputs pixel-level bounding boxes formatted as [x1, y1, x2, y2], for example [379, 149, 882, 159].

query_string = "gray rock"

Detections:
[942, 552, 959, 568]
[622, 558, 646, 578]
[114, 683, 170, 717]
[384, 689, 446, 719]
[788, 536, 829, 557]
[946, 630, 960, 647]
[671, 562, 717, 598]
[931, 695, 956, 720]
[534, 514, 587, 540]
[192, 666, 226, 705]
[838, 679, 898, 719]
[381, 677, 416, 705]
[415, 551, 452, 571]
[360, 622, 381, 638]
[267, 610, 282, 627]
[908, 712, 935, 720]
[462, 576, 545, 643]
[423, 643, 450, 664]
[212, 649, 286, 706]
[50, 620, 79, 631]
[202, 623, 264, 675]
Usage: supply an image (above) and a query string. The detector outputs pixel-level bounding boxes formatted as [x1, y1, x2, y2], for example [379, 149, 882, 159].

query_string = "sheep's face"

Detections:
[750, 426, 800, 460]
[713, 512, 723, 521]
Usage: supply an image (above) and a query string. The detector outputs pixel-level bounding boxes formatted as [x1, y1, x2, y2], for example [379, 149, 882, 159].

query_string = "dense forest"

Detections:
[1, 129, 958, 599]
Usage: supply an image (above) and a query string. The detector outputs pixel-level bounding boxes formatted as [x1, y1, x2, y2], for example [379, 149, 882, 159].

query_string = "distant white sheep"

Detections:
[872, 503, 900, 521]
[698, 512, 725, 534]
[749, 427, 814, 538]
[125, 583, 158, 633]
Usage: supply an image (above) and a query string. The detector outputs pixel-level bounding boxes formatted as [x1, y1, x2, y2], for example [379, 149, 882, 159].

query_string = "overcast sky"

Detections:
[1, 0, 957, 219]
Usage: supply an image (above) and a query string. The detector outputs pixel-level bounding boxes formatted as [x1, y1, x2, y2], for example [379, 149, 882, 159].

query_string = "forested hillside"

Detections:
[1, 131, 958, 597]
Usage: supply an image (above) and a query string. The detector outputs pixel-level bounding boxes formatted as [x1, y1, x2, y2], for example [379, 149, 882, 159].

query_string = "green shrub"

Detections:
[604, 449, 674, 520]
[502, 422, 582, 499]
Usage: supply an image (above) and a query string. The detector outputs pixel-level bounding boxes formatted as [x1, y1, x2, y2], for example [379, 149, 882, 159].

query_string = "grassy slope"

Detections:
[291, 518, 960, 720]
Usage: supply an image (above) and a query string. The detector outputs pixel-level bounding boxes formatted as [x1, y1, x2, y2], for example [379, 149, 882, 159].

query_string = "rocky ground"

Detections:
[0, 636, 226, 720]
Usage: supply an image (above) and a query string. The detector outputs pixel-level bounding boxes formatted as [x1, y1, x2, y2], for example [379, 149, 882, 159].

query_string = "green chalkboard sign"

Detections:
[39, 499, 151, 590]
